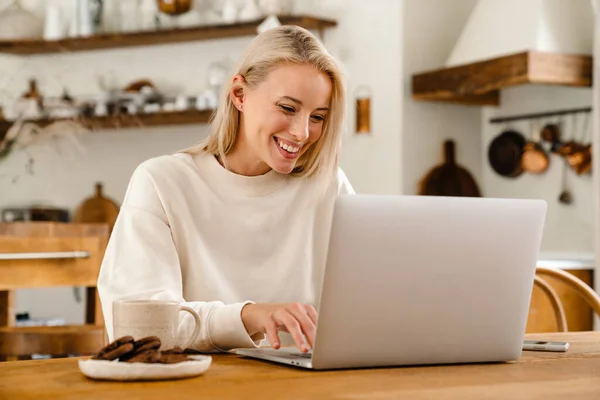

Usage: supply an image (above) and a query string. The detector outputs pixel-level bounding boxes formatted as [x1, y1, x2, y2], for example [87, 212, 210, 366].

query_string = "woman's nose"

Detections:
[290, 117, 309, 142]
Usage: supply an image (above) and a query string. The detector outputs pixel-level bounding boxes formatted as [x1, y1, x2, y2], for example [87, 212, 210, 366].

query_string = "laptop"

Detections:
[235, 194, 547, 370]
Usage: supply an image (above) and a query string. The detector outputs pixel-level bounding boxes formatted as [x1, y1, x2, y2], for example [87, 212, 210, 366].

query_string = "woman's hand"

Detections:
[241, 303, 318, 352]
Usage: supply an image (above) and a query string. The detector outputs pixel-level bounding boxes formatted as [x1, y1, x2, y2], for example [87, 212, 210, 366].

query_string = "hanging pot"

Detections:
[157, 0, 193, 15]
[488, 129, 526, 178]
[567, 144, 592, 175]
[521, 120, 549, 174]
[566, 113, 593, 175]
[541, 123, 563, 153]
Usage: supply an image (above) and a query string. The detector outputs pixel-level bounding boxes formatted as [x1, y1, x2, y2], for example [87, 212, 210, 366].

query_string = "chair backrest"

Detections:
[533, 275, 568, 332]
[535, 266, 600, 332]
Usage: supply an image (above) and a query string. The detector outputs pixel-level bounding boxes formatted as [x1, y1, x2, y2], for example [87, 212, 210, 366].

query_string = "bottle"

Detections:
[78, 0, 94, 36]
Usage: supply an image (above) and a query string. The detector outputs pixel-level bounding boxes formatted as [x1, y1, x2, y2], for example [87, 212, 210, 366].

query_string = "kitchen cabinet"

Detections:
[527, 269, 594, 333]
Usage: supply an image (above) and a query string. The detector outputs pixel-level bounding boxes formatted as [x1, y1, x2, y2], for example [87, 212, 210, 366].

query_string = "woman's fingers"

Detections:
[273, 309, 309, 352]
[286, 303, 316, 347]
[264, 315, 281, 349]
[304, 304, 318, 325]
[253, 303, 320, 352]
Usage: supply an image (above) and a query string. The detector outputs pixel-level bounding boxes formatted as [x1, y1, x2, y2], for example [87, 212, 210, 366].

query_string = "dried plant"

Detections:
[0, 117, 91, 182]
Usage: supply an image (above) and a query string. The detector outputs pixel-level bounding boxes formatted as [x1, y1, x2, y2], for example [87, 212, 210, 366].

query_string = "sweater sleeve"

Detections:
[97, 163, 263, 353]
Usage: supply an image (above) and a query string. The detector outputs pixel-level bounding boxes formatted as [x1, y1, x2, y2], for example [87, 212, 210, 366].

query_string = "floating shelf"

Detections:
[0, 109, 214, 141]
[411, 51, 593, 106]
[0, 15, 337, 55]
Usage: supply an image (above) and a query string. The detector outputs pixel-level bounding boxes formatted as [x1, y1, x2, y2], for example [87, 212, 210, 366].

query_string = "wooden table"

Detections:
[1, 332, 600, 400]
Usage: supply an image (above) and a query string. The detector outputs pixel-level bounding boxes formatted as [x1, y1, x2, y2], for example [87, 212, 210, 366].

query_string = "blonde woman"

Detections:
[97, 25, 354, 354]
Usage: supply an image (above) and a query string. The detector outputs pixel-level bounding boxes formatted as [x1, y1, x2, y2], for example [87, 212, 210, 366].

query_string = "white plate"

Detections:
[78, 355, 212, 381]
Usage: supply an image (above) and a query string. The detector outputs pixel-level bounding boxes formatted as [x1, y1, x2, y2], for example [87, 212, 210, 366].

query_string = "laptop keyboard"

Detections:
[291, 351, 313, 358]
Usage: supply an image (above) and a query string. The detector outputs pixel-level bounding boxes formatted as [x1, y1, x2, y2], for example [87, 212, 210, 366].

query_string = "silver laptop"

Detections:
[235, 194, 547, 370]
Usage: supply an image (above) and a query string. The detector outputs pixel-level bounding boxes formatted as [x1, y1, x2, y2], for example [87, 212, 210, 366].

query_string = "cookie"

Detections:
[119, 336, 162, 361]
[125, 349, 161, 363]
[93, 336, 135, 361]
[162, 346, 184, 354]
[133, 336, 162, 351]
[159, 353, 193, 364]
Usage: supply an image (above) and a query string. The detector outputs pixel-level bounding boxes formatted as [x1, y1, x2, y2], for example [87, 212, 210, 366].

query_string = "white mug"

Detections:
[113, 300, 201, 350]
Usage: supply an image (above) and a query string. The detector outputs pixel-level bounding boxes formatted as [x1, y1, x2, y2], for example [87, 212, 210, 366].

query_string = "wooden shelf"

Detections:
[0, 15, 336, 55]
[412, 51, 593, 106]
[0, 109, 214, 141]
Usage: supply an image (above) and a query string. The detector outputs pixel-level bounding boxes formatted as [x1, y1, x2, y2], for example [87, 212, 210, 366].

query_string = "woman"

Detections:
[97, 25, 354, 354]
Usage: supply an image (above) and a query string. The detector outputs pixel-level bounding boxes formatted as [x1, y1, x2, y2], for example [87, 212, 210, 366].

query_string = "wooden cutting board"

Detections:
[418, 140, 482, 197]
[73, 183, 120, 232]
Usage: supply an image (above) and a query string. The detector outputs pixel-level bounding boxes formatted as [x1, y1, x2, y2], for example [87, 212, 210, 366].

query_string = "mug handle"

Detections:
[179, 306, 202, 350]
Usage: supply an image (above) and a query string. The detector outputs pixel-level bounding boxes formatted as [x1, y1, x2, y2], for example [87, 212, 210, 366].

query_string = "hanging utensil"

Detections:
[488, 126, 526, 178]
[557, 113, 581, 157]
[558, 158, 573, 205]
[157, 0, 193, 15]
[419, 139, 482, 197]
[540, 118, 562, 154]
[521, 119, 549, 174]
[566, 112, 592, 175]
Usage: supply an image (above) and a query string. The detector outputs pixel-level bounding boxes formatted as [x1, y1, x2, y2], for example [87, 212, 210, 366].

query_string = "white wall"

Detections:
[482, 85, 594, 255]
[0, 54, 20, 112]
[1, 0, 404, 323]
[402, 0, 482, 195]
[295, 0, 403, 195]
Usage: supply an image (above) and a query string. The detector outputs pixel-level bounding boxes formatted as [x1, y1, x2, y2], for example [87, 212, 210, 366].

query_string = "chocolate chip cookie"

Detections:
[92, 336, 194, 364]
[133, 336, 162, 352]
[161, 346, 184, 354]
[118, 336, 162, 361]
[125, 349, 162, 363]
[93, 336, 135, 361]
[159, 353, 193, 364]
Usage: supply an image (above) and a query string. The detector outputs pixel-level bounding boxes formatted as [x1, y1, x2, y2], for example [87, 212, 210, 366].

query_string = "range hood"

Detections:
[412, 0, 594, 106]
[447, 0, 593, 67]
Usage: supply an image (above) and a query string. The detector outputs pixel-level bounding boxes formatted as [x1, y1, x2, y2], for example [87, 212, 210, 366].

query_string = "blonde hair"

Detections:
[182, 25, 346, 180]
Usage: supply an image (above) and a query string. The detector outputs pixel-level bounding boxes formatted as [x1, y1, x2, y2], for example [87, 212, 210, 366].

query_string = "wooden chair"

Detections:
[0, 222, 109, 361]
[532, 275, 568, 332]
[534, 266, 600, 332]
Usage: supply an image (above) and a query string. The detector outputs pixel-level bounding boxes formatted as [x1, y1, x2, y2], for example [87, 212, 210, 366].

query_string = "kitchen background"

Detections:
[0, 0, 597, 325]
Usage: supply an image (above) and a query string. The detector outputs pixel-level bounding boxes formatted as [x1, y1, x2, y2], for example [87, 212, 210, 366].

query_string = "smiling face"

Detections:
[228, 63, 332, 176]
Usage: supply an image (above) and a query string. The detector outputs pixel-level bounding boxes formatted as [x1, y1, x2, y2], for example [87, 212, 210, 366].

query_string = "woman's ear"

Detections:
[230, 74, 246, 111]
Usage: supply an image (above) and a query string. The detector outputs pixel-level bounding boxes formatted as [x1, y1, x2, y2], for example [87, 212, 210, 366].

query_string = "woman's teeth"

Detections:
[276, 138, 300, 153]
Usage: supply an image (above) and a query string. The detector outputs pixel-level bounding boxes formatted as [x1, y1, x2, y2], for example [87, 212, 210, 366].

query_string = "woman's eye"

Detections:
[311, 115, 325, 122]
[279, 105, 295, 113]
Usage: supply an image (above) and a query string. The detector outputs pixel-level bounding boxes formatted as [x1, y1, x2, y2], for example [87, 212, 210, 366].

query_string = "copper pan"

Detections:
[521, 120, 549, 174]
